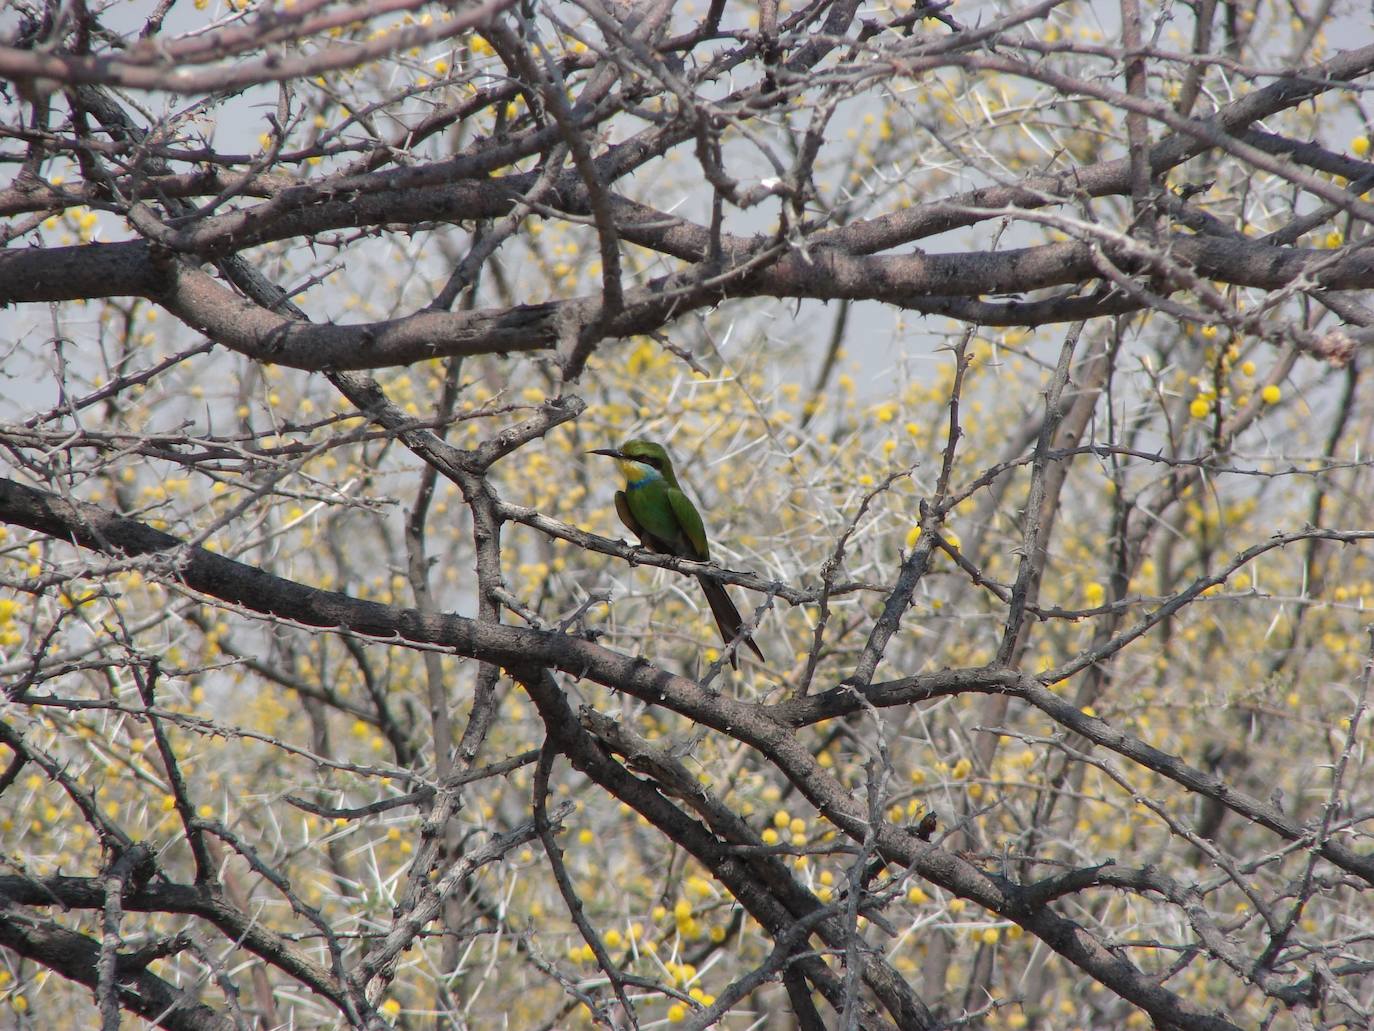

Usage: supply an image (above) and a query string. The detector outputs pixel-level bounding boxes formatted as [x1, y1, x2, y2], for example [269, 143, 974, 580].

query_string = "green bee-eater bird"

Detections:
[590, 439, 764, 668]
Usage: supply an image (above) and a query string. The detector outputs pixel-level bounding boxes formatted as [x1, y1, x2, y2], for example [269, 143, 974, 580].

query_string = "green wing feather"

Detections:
[666, 488, 709, 560]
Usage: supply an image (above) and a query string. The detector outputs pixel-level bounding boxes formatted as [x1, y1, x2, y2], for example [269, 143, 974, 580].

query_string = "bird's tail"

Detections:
[696, 574, 765, 669]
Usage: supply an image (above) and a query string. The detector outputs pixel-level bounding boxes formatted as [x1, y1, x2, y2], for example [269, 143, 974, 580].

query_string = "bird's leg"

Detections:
[624, 534, 656, 566]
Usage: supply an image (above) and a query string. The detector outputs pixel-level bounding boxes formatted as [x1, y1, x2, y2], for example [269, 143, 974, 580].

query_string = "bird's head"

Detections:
[588, 439, 677, 486]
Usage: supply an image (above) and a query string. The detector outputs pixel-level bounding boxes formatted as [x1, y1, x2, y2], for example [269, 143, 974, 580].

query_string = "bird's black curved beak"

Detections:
[587, 448, 624, 459]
